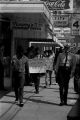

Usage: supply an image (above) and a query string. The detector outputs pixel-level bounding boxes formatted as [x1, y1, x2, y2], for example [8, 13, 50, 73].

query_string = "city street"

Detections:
[0, 74, 78, 120]
[0, 0, 80, 120]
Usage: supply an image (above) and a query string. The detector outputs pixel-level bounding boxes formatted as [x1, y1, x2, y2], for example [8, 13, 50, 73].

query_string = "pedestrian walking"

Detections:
[74, 50, 80, 93]
[54, 47, 63, 84]
[30, 48, 40, 94]
[55, 44, 76, 106]
[31, 73, 40, 94]
[44, 51, 55, 87]
[12, 46, 29, 107]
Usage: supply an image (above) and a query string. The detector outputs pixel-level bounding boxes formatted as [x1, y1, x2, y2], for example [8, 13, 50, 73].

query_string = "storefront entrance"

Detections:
[0, 1, 53, 89]
[0, 18, 11, 90]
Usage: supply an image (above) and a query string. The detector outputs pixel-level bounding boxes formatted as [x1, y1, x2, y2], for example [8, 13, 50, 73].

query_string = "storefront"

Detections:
[0, 0, 53, 89]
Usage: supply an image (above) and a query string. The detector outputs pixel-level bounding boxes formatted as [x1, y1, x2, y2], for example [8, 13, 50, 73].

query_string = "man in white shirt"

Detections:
[55, 44, 76, 106]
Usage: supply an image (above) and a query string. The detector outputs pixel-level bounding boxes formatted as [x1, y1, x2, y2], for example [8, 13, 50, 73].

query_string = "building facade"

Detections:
[0, 0, 53, 88]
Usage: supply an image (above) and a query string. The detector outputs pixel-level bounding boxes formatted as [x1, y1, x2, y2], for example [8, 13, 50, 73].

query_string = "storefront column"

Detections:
[4, 22, 14, 90]
[10, 23, 15, 89]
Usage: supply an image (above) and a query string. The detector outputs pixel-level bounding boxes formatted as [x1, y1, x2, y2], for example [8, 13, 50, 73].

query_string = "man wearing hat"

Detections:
[55, 44, 76, 106]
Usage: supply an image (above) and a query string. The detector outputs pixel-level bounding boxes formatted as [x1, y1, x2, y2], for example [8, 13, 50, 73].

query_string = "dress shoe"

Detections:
[19, 102, 24, 107]
[15, 99, 18, 104]
[36, 91, 39, 94]
[44, 86, 47, 88]
[64, 102, 67, 105]
[59, 102, 64, 106]
[34, 91, 39, 94]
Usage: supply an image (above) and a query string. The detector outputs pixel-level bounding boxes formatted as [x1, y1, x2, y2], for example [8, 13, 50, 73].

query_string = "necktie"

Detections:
[64, 53, 68, 67]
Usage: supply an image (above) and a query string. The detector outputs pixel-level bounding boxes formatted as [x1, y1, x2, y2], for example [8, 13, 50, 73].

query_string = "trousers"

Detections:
[45, 70, 52, 85]
[56, 66, 71, 103]
[31, 73, 40, 92]
[13, 71, 25, 103]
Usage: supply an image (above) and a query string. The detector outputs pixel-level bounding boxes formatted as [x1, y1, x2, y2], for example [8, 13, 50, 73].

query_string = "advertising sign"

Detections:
[58, 39, 66, 43]
[71, 13, 80, 35]
[53, 27, 71, 34]
[72, 18, 80, 35]
[53, 28, 61, 34]
[76, 0, 80, 8]
[41, 0, 73, 10]
[63, 28, 71, 33]
[53, 14, 69, 27]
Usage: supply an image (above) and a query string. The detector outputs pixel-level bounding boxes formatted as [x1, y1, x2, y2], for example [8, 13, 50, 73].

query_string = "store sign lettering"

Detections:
[13, 23, 41, 30]
[42, 0, 71, 10]
[53, 15, 69, 27]
[46, 0, 65, 10]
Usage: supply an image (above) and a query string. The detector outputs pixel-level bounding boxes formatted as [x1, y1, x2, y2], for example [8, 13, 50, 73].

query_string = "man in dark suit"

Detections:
[55, 44, 76, 106]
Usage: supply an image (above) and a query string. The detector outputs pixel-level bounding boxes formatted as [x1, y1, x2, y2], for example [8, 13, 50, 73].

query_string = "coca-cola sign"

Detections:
[41, 0, 72, 10]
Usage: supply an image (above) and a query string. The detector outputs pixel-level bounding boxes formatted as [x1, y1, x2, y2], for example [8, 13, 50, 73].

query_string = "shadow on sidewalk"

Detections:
[0, 90, 11, 99]
[67, 97, 78, 100]
[23, 90, 34, 94]
[24, 97, 74, 107]
[39, 85, 59, 90]
[53, 90, 78, 95]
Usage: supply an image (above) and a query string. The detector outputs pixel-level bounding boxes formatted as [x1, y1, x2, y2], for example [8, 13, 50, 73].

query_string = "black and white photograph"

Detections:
[0, 0, 80, 120]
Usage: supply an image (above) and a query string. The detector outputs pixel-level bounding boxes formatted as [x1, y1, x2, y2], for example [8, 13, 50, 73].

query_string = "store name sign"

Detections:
[13, 23, 41, 30]
[58, 40, 66, 43]
[72, 17, 80, 35]
[44, 0, 71, 10]
[53, 28, 71, 34]
[53, 15, 69, 27]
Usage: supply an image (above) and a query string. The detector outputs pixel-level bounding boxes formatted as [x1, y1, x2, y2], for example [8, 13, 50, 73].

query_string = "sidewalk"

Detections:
[0, 76, 78, 120]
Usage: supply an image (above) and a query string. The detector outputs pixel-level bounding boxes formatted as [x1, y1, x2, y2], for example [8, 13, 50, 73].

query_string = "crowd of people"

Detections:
[0, 44, 80, 107]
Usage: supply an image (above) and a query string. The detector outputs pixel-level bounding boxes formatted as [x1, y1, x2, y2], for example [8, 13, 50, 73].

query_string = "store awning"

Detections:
[0, 1, 53, 26]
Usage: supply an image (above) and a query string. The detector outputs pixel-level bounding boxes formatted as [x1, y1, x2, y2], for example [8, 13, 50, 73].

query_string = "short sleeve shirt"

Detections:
[12, 55, 28, 73]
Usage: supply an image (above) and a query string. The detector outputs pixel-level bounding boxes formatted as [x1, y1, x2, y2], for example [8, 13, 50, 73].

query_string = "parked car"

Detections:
[74, 50, 80, 93]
